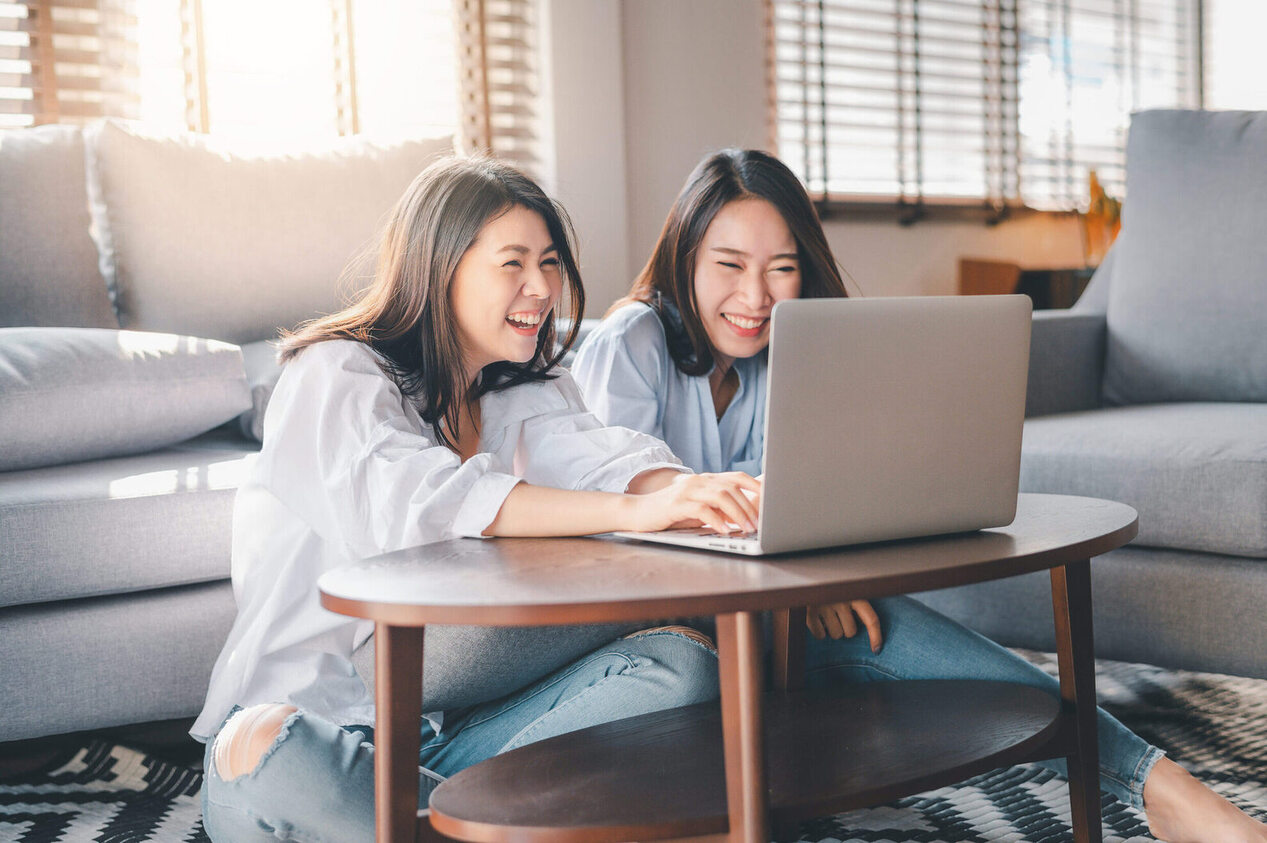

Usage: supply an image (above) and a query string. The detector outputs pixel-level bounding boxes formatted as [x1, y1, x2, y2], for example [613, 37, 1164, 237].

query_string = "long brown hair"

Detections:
[280, 156, 584, 448]
[614, 149, 849, 376]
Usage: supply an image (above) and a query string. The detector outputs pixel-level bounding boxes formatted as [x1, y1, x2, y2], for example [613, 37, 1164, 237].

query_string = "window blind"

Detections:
[172, 0, 541, 169]
[1017, 0, 1202, 209]
[4, 0, 542, 178]
[0, 0, 137, 130]
[770, 0, 1203, 212]
[457, 0, 541, 173]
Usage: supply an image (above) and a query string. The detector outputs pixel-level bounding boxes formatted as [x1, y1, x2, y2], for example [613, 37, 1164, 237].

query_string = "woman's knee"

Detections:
[624, 624, 716, 652]
[622, 626, 720, 706]
[212, 703, 299, 781]
[203, 707, 378, 842]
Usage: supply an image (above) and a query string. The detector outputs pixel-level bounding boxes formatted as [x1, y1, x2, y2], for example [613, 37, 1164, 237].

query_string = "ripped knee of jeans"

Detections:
[623, 624, 717, 653]
[212, 703, 299, 782]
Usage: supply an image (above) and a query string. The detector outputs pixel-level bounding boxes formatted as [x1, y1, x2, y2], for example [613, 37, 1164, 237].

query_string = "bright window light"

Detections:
[131, 0, 458, 145]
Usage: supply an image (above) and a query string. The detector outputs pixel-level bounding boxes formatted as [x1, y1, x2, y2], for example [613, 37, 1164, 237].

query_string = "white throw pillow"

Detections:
[88, 120, 453, 345]
[0, 328, 250, 472]
[0, 125, 117, 329]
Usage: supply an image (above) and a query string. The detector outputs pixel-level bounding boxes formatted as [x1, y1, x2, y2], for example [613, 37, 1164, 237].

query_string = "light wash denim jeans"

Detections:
[201, 627, 720, 841]
[797, 596, 1164, 811]
[201, 599, 1163, 842]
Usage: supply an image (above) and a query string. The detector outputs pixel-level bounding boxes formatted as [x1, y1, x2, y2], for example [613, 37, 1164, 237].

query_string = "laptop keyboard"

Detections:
[665, 527, 759, 540]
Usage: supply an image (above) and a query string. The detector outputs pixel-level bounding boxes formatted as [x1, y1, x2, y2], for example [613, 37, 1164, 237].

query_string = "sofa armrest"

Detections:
[1025, 310, 1107, 416]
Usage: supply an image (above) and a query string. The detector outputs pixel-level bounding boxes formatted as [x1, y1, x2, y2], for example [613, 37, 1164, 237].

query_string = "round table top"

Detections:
[318, 493, 1137, 626]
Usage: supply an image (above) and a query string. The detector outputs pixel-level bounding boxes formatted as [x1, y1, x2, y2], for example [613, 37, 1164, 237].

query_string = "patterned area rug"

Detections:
[2, 652, 1264, 842]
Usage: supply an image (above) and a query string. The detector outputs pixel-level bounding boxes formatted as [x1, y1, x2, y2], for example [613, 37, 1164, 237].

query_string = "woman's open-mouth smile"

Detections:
[721, 312, 768, 338]
[506, 310, 544, 335]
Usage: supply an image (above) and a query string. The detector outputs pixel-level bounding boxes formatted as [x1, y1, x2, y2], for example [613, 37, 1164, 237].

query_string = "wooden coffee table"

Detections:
[319, 493, 1137, 843]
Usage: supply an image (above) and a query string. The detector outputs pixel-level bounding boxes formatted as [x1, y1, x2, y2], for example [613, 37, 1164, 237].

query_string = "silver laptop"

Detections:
[612, 294, 1032, 555]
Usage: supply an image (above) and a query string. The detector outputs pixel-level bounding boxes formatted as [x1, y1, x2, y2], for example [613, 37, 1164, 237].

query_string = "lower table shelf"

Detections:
[428, 679, 1066, 842]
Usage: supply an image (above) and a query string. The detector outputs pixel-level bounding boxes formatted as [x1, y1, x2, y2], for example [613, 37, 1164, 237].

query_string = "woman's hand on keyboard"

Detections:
[628, 471, 761, 534]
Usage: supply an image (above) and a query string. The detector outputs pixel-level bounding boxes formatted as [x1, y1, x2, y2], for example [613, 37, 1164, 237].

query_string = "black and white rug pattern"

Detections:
[2, 652, 1264, 842]
[0, 741, 205, 842]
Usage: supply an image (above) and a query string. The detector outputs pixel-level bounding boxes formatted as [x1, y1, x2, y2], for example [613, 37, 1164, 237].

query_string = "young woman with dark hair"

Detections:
[193, 156, 758, 841]
[573, 148, 1266, 843]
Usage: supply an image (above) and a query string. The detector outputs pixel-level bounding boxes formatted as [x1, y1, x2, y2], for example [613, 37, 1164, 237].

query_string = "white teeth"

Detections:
[723, 313, 765, 330]
[507, 312, 541, 326]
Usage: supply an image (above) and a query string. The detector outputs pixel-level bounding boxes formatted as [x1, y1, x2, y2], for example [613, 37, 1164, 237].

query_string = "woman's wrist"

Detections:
[486, 484, 635, 537]
[625, 466, 685, 495]
[614, 491, 644, 533]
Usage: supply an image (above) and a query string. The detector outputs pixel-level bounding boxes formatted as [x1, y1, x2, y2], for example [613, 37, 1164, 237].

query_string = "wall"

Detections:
[540, 0, 630, 310]
[547, 0, 1087, 311]
[620, 0, 771, 292]
[823, 214, 1084, 298]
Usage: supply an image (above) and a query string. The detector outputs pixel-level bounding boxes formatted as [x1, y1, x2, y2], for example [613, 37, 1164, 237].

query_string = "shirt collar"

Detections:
[476, 376, 569, 450]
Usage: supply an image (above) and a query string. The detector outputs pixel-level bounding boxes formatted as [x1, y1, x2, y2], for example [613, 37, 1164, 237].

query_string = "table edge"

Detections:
[320, 499, 1138, 627]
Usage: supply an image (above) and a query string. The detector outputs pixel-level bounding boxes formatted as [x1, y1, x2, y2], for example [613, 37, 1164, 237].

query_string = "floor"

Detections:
[2, 652, 1265, 842]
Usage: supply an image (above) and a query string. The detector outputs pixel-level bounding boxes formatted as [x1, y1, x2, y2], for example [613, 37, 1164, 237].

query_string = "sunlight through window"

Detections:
[131, 0, 458, 145]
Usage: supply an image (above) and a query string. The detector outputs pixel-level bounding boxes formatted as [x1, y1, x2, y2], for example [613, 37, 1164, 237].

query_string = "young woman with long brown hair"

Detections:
[192, 156, 757, 841]
[572, 148, 1266, 843]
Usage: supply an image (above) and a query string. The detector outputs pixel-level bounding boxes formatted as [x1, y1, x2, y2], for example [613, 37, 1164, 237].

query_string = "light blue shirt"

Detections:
[571, 302, 766, 476]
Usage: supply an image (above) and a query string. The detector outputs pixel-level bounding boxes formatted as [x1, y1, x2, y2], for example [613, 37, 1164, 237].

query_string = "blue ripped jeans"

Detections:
[201, 599, 1163, 841]
[200, 628, 720, 842]
[797, 596, 1164, 810]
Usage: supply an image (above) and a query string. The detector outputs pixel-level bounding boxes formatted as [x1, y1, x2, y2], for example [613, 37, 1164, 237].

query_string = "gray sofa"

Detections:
[3, 109, 1263, 750]
[916, 110, 1267, 680]
[1, 120, 451, 743]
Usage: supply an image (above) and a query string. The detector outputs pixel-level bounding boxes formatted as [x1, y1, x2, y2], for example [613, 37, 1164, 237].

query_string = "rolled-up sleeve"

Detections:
[519, 370, 687, 493]
[259, 341, 520, 558]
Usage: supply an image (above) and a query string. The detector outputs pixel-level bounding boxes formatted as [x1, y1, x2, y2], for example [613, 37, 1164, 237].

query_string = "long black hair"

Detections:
[612, 149, 848, 375]
[281, 156, 585, 448]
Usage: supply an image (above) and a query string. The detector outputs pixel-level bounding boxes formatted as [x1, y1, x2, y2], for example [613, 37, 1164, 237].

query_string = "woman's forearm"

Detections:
[623, 466, 686, 495]
[483, 482, 637, 537]
[483, 469, 757, 537]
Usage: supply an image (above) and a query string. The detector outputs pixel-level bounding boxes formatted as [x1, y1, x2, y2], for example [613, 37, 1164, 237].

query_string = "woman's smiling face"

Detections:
[692, 197, 802, 369]
[450, 204, 561, 379]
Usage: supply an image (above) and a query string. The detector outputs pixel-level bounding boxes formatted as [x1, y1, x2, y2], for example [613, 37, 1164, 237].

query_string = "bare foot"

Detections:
[1143, 757, 1267, 842]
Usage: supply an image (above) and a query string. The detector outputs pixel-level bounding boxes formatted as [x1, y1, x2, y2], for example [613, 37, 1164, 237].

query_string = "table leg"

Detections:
[715, 611, 769, 843]
[375, 622, 425, 843]
[769, 608, 808, 842]
[771, 608, 806, 692]
[1051, 561, 1103, 843]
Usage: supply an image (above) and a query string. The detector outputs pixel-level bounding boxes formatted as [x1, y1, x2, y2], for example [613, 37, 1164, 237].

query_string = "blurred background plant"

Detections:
[1080, 169, 1123, 267]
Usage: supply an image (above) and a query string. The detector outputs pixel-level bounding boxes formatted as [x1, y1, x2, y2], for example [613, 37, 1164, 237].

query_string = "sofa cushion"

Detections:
[1103, 110, 1267, 404]
[0, 327, 251, 471]
[0, 125, 117, 329]
[0, 580, 237, 742]
[0, 429, 257, 609]
[1071, 244, 1112, 315]
[914, 544, 1267, 680]
[89, 120, 453, 345]
[1020, 403, 1267, 557]
[236, 339, 284, 442]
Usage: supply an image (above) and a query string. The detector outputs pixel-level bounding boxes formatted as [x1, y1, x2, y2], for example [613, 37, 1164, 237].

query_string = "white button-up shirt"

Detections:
[192, 339, 683, 740]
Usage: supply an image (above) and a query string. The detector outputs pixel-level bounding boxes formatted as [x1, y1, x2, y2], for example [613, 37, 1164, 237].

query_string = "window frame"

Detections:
[765, 0, 1207, 218]
[4, 0, 543, 176]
